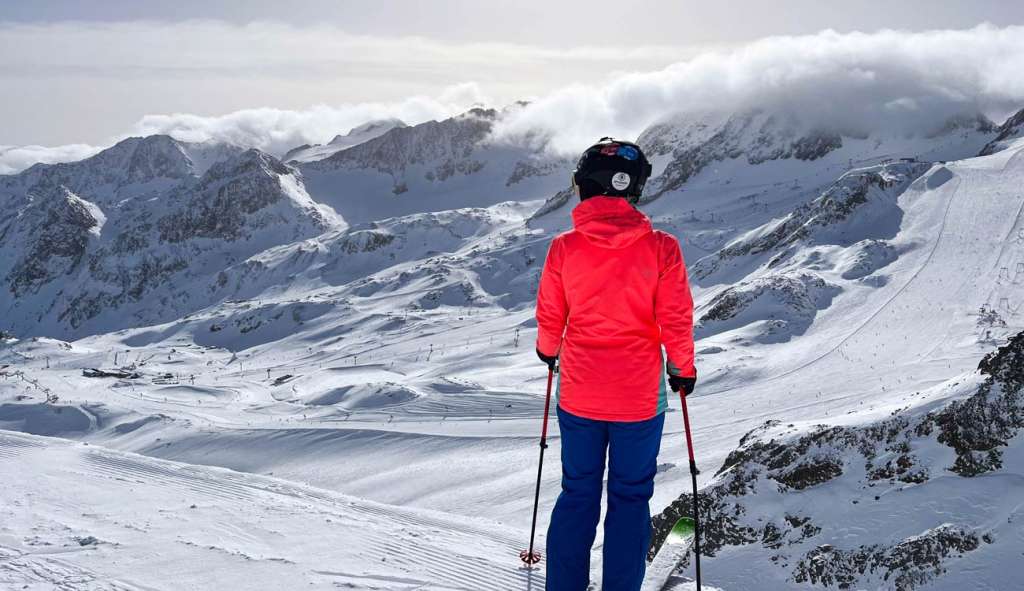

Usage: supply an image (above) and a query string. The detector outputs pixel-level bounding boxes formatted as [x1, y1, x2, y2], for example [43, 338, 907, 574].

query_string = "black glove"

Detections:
[668, 375, 696, 396]
[536, 349, 558, 370]
[667, 363, 696, 396]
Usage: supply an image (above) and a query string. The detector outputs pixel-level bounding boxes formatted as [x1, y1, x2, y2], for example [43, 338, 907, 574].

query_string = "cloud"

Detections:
[0, 144, 102, 175]
[0, 20, 701, 147]
[493, 25, 1024, 154]
[0, 83, 486, 175]
[6, 24, 1024, 173]
[131, 82, 489, 154]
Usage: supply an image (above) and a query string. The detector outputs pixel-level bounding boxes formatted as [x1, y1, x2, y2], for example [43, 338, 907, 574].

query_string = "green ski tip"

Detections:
[666, 517, 696, 545]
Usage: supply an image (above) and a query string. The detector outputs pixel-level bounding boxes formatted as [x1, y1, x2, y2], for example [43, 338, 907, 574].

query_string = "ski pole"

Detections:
[520, 364, 555, 565]
[679, 390, 702, 589]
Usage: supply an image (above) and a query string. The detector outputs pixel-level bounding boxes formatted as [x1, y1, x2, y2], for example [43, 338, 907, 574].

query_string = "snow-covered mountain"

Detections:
[283, 118, 407, 163]
[2, 103, 1023, 590]
[980, 106, 1024, 156]
[0, 136, 339, 337]
[639, 108, 994, 203]
[298, 107, 572, 224]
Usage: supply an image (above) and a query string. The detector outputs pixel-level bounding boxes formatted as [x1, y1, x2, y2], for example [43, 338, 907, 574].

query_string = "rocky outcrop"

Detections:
[641, 110, 846, 201]
[696, 272, 839, 342]
[158, 150, 328, 243]
[648, 331, 1024, 589]
[5, 186, 100, 297]
[693, 161, 929, 279]
[792, 526, 980, 590]
[310, 109, 496, 177]
[922, 330, 1024, 476]
[283, 119, 407, 163]
[979, 107, 1024, 156]
[505, 158, 566, 186]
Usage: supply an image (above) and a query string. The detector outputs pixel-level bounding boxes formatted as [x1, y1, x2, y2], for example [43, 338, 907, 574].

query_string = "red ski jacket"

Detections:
[535, 196, 695, 422]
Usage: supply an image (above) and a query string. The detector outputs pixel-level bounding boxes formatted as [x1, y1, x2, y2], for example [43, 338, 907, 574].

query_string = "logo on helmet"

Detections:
[611, 172, 631, 191]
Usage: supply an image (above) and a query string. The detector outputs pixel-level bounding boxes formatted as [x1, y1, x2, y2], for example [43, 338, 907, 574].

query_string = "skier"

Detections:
[535, 138, 696, 591]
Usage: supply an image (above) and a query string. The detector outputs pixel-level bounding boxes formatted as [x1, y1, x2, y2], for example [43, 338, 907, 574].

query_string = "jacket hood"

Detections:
[571, 196, 653, 249]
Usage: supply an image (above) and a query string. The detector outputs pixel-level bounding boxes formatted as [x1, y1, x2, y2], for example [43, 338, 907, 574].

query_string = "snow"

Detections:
[283, 119, 407, 163]
[2, 104, 1023, 589]
[0, 430, 538, 591]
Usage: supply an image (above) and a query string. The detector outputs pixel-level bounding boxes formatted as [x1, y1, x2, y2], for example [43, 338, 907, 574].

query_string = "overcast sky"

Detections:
[2, 1, 1024, 167]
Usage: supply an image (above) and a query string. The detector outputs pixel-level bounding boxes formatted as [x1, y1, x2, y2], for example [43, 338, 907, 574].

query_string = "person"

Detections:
[535, 138, 696, 591]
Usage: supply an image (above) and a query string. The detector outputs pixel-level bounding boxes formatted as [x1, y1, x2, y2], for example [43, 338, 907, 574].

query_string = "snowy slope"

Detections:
[0, 429, 540, 591]
[283, 119, 407, 163]
[2, 104, 1024, 590]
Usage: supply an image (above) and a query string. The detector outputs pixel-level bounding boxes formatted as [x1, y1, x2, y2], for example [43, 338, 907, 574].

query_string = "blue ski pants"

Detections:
[545, 405, 665, 591]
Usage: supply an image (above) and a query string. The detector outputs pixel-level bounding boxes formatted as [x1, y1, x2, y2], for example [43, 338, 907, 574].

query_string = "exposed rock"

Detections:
[528, 187, 575, 221]
[696, 272, 840, 342]
[505, 158, 567, 186]
[979, 108, 1024, 156]
[694, 161, 929, 279]
[157, 150, 325, 243]
[793, 526, 979, 590]
[1, 142, 333, 336]
[924, 330, 1024, 476]
[6, 186, 99, 297]
[641, 110, 847, 201]
[312, 109, 496, 176]
[649, 330, 1024, 589]
[82, 368, 141, 379]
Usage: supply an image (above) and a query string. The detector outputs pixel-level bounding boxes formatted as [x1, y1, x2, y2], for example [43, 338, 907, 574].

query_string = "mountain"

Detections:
[693, 160, 932, 282]
[298, 108, 572, 224]
[0, 138, 339, 337]
[2, 102, 1024, 590]
[638, 108, 994, 202]
[2, 135, 244, 204]
[282, 118, 407, 163]
[979, 107, 1024, 156]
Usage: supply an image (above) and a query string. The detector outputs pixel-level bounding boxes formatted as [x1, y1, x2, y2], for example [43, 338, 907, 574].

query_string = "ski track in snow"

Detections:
[0, 430, 542, 591]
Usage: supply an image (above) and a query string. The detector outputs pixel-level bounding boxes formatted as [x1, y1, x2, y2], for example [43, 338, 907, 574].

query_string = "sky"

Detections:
[2, 1, 1024, 172]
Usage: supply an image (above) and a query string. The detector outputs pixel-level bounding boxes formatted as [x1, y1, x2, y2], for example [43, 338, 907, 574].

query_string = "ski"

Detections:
[641, 517, 696, 591]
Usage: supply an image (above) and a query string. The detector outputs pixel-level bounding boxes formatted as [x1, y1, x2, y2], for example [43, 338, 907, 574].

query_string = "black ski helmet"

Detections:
[572, 137, 653, 203]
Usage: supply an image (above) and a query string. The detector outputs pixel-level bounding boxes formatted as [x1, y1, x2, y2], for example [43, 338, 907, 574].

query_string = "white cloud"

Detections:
[131, 82, 489, 154]
[6, 25, 1024, 173]
[493, 25, 1024, 154]
[0, 20, 701, 147]
[0, 83, 486, 175]
[0, 144, 102, 175]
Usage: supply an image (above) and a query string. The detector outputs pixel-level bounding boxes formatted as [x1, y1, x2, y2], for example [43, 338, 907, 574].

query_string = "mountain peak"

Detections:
[329, 118, 407, 146]
[308, 108, 495, 175]
[979, 106, 1024, 156]
[284, 119, 407, 163]
[121, 134, 194, 184]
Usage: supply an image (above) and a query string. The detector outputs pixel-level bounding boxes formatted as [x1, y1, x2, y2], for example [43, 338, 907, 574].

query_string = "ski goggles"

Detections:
[598, 143, 640, 160]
